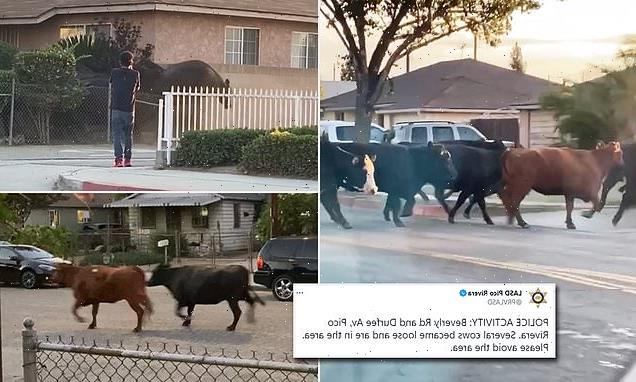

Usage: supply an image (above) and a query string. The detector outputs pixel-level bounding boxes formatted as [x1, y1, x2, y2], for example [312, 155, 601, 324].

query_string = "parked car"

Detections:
[0, 244, 69, 289]
[320, 120, 389, 143]
[390, 120, 515, 147]
[253, 236, 317, 301]
[81, 223, 123, 232]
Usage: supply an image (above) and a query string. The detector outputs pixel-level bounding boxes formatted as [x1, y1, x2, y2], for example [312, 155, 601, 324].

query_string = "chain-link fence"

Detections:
[22, 319, 317, 382]
[1, 80, 109, 145]
[0, 79, 161, 145]
[72, 228, 260, 267]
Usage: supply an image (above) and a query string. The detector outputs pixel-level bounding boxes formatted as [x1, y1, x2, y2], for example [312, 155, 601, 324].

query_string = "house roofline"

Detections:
[0, 3, 317, 25]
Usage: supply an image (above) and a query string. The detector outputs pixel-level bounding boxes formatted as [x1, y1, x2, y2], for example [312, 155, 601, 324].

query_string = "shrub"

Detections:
[240, 132, 317, 178]
[175, 129, 266, 167]
[80, 251, 165, 266]
[279, 125, 317, 136]
[0, 42, 17, 70]
[255, 194, 318, 243]
[11, 225, 77, 259]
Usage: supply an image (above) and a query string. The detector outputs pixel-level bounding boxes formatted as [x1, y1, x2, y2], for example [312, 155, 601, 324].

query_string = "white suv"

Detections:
[390, 121, 514, 146]
[320, 120, 389, 144]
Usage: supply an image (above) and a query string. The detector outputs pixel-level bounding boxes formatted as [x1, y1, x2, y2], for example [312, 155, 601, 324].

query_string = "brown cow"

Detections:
[500, 142, 623, 229]
[52, 264, 153, 332]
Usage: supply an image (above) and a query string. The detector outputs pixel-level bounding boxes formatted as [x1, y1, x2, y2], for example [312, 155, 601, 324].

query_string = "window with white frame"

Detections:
[291, 32, 318, 69]
[225, 27, 259, 65]
[59, 24, 111, 41]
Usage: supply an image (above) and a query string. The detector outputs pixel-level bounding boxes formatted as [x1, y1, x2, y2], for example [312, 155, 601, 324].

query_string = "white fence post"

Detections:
[156, 98, 164, 152]
[22, 318, 37, 382]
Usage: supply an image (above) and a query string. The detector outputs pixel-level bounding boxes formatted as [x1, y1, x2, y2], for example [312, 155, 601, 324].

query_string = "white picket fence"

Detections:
[157, 87, 319, 164]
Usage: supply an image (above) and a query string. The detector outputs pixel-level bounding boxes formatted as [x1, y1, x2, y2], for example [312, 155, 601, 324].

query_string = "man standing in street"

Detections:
[110, 51, 140, 167]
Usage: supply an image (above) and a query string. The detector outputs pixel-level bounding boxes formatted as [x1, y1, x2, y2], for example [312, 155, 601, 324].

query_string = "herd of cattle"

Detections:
[52, 263, 262, 332]
[321, 137, 634, 230]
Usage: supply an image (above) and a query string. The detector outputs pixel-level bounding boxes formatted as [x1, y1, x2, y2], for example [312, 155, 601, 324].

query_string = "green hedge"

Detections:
[240, 132, 317, 178]
[174, 127, 318, 177]
[80, 251, 166, 266]
[175, 129, 266, 167]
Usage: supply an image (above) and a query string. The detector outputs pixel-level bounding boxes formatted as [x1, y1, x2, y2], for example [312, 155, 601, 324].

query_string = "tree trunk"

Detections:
[353, 76, 373, 143]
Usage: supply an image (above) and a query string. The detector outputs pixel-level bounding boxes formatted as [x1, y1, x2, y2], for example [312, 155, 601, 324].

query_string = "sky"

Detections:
[320, 0, 636, 84]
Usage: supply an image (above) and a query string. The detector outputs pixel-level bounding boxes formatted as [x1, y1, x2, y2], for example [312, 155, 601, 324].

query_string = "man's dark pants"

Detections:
[111, 109, 134, 160]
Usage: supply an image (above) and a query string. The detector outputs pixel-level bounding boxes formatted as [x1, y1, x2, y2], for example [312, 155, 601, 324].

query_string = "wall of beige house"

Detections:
[152, 12, 317, 90]
[12, 11, 317, 90]
[14, 12, 157, 51]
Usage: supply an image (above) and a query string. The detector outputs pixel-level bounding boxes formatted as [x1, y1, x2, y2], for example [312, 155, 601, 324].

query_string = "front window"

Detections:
[457, 126, 483, 141]
[140, 208, 156, 229]
[0, 247, 16, 260]
[192, 207, 209, 228]
[411, 126, 429, 143]
[225, 27, 260, 65]
[13, 246, 54, 260]
[77, 210, 91, 223]
[291, 32, 318, 69]
[432, 126, 454, 142]
[59, 24, 111, 40]
[370, 127, 386, 143]
[233, 203, 241, 229]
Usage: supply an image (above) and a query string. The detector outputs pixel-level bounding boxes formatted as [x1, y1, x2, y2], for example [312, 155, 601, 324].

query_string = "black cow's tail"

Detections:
[249, 285, 266, 306]
[245, 285, 265, 324]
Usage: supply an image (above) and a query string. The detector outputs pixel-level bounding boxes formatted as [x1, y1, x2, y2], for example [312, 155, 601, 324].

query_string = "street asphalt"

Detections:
[0, 284, 296, 382]
[319, 199, 636, 382]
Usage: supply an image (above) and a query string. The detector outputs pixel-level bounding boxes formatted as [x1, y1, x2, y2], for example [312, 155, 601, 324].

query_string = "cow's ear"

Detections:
[370, 154, 377, 162]
[352, 156, 360, 165]
[596, 141, 605, 149]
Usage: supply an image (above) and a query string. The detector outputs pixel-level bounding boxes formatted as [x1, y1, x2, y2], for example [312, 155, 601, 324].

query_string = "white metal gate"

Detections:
[157, 87, 319, 164]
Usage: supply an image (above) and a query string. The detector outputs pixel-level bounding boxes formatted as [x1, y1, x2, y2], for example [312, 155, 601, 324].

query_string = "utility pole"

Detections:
[473, 33, 478, 60]
[270, 194, 278, 239]
[406, 50, 411, 73]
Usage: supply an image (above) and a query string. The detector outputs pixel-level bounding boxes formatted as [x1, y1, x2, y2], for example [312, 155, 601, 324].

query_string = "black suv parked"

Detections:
[253, 236, 317, 301]
[0, 245, 65, 289]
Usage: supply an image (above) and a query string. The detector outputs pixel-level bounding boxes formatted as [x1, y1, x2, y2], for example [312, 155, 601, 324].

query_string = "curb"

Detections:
[336, 193, 579, 218]
[56, 174, 161, 191]
[338, 194, 447, 218]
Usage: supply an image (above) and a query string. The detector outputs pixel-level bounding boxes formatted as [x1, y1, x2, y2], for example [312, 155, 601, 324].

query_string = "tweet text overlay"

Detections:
[293, 283, 556, 358]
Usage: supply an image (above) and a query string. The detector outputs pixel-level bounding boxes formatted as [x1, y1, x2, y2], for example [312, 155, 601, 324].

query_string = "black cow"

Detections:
[338, 142, 456, 227]
[147, 264, 264, 331]
[584, 142, 636, 225]
[403, 140, 507, 224]
[320, 139, 378, 229]
[441, 140, 509, 220]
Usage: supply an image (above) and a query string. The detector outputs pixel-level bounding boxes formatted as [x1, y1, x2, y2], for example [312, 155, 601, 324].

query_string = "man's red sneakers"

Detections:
[114, 158, 124, 167]
[124, 159, 132, 167]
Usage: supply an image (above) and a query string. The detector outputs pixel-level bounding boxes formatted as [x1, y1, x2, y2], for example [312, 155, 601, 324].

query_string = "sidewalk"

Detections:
[0, 144, 317, 191]
[55, 166, 317, 191]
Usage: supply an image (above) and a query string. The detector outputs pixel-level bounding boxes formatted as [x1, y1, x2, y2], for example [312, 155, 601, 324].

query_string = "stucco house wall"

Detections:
[7, 10, 317, 90]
